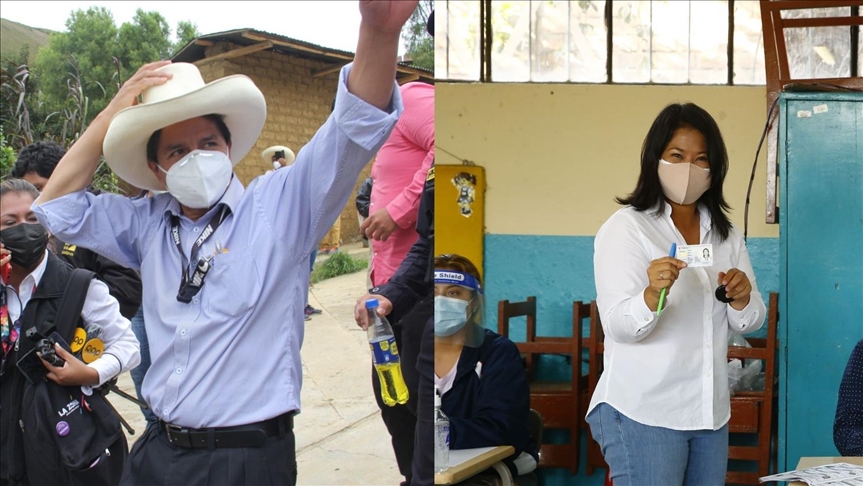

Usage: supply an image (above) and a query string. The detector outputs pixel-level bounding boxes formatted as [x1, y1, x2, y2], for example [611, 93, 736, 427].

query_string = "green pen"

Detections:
[657, 242, 676, 316]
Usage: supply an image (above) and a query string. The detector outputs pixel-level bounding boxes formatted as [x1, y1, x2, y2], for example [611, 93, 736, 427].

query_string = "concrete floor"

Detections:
[108, 244, 404, 485]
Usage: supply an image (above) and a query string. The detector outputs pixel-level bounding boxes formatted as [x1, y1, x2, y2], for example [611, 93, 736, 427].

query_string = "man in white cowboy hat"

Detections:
[32, 1, 417, 484]
[262, 145, 296, 171]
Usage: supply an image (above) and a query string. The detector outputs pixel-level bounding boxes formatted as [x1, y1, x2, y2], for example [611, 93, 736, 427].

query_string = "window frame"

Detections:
[448, 0, 861, 84]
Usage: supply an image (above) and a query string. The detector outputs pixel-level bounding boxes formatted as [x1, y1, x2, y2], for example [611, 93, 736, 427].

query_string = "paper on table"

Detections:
[448, 447, 497, 468]
[759, 463, 863, 485]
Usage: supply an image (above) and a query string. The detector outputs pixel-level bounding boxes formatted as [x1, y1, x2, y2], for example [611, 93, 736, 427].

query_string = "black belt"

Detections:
[160, 412, 294, 449]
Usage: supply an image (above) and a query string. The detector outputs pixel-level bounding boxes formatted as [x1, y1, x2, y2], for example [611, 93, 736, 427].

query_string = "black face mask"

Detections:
[0, 223, 49, 270]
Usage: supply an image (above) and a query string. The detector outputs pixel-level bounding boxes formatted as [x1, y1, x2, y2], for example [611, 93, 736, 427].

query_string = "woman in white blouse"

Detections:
[586, 103, 767, 486]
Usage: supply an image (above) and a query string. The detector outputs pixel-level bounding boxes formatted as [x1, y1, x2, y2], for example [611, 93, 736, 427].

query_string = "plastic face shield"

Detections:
[434, 270, 485, 348]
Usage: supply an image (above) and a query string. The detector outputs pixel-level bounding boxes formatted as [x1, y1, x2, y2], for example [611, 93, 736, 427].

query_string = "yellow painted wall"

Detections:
[435, 83, 778, 238]
[435, 165, 486, 278]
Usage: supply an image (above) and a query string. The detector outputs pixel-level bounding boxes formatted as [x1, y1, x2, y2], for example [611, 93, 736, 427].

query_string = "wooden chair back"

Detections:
[497, 297, 587, 474]
[726, 292, 780, 485]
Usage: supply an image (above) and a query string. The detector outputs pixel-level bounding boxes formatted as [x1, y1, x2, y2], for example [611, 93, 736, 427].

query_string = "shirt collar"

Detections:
[163, 175, 244, 221]
[661, 202, 713, 232]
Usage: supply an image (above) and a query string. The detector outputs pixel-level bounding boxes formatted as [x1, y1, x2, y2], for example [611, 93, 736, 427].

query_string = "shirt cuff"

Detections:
[81, 354, 122, 395]
[333, 63, 404, 152]
[630, 292, 657, 335]
[386, 200, 417, 229]
[726, 298, 757, 331]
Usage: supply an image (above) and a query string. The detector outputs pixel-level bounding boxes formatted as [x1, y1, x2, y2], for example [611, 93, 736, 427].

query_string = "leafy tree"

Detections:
[2, 8, 199, 193]
[118, 9, 173, 77]
[402, 0, 433, 71]
[34, 7, 119, 116]
[174, 20, 200, 54]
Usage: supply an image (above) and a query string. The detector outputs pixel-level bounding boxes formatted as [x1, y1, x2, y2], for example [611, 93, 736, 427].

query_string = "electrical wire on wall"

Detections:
[743, 97, 779, 244]
[746, 84, 863, 242]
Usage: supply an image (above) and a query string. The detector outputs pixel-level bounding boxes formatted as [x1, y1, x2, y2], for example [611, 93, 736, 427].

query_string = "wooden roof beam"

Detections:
[195, 41, 273, 66]
[312, 62, 350, 77]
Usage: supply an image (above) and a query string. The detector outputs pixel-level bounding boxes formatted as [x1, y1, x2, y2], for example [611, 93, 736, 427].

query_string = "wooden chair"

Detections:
[726, 292, 780, 485]
[497, 297, 586, 474]
[580, 301, 608, 476]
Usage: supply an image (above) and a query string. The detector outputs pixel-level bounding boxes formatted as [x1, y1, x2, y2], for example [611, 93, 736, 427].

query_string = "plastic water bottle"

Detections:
[366, 299, 409, 406]
[434, 386, 449, 473]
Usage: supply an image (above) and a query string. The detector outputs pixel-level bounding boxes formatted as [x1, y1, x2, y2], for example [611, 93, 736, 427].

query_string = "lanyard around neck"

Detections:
[170, 205, 230, 286]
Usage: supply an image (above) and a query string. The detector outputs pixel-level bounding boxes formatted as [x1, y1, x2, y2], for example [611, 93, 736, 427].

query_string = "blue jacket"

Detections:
[441, 329, 539, 472]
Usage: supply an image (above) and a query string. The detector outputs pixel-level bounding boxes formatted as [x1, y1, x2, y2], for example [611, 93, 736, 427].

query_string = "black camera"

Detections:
[36, 338, 65, 367]
[273, 150, 285, 162]
[15, 328, 71, 383]
[24, 327, 68, 366]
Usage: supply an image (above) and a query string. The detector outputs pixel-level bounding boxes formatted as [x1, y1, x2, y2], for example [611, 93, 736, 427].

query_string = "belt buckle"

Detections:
[165, 424, 185, 445]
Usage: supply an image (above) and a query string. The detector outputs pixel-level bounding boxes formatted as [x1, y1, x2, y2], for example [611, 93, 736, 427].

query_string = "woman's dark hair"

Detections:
[0, 178, 41, 201]
[616, 102, 733, 241]
[11, 141, 66, 179]
[146, 114, 231, 164]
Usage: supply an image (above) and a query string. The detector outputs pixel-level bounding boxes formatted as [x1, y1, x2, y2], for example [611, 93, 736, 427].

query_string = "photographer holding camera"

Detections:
[1, 178, 141, 485]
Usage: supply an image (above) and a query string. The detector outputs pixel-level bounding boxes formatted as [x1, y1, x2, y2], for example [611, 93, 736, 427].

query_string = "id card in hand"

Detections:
[676, 244, 714, 267]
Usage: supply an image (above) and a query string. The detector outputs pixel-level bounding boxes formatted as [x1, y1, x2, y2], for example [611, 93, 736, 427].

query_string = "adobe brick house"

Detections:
[172, 29, 433, 244]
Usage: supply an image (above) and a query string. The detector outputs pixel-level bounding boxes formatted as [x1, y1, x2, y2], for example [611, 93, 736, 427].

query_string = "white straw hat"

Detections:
[261, 145, 296, 166]
[103, 62, 267, 191]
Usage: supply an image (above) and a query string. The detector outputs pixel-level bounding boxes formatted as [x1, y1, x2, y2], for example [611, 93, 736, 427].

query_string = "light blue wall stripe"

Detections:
[483, 234, 779, 336]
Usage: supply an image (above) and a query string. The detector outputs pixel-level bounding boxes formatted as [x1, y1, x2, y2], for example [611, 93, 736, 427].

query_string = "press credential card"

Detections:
[676, 244, 714, 267]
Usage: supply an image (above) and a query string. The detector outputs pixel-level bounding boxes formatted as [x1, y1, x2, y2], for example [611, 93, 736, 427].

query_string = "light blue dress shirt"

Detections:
[33, 64, 402, 428]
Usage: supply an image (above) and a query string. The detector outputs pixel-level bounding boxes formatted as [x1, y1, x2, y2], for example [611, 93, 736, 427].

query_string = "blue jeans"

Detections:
[129, 307, 157, 424]
[586, 402, 728, 486]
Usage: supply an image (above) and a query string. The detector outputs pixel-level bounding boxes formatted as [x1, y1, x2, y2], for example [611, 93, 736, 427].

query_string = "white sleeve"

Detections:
[78, 278, 141, 394]
[594, 212, 659, 344]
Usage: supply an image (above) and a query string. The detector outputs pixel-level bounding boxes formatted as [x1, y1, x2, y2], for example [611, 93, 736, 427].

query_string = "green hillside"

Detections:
[1, 18, 53, 63]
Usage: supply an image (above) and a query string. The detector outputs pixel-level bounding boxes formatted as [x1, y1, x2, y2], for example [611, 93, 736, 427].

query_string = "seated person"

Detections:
[434, 254, 538, 484]
[834, 339, 863, 456]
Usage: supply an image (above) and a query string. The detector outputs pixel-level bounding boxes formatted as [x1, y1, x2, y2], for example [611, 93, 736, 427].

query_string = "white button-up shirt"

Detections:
[588, 204, 766, 431]
[3, 251, 140, 393]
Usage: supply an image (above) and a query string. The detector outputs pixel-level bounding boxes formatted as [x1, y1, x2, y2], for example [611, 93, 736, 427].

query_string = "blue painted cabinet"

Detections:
[779, 92, 863, 470]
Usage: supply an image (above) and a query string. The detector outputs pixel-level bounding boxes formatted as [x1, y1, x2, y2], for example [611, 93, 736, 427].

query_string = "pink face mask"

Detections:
[657, 159, 711, 205]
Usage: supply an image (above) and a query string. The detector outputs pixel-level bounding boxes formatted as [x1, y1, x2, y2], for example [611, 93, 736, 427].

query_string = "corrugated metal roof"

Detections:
[171, 28, 433, 79]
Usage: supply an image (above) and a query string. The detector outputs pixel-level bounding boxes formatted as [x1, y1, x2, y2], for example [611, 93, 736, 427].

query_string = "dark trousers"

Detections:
[412, 315, 434, 486]
[372, 296, 431, 485]
[120, 421, 297, 486]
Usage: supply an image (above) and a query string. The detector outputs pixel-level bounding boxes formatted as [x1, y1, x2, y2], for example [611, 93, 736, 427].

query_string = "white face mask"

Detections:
[657, 159, 711, 205]
[157, 150, 233, 209]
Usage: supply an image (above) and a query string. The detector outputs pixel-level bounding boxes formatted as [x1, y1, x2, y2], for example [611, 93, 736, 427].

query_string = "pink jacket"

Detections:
[369, 82, 434, 287]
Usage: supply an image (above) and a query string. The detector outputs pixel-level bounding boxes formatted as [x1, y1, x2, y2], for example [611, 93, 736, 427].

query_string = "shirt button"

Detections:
[181, 329, 186, 336]
[193, 227, 200, 233]
[193, 297, 199, 304]
[176, 368, 182, 374]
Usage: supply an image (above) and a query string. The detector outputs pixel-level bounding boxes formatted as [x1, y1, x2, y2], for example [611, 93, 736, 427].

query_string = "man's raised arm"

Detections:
[38, 61, 172, 204]
[347, 1, 419, 110]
